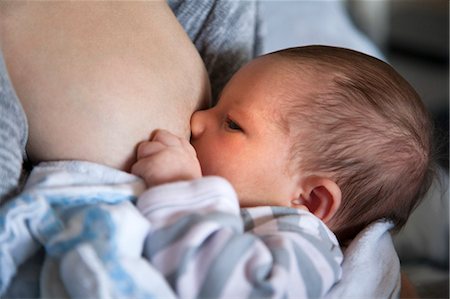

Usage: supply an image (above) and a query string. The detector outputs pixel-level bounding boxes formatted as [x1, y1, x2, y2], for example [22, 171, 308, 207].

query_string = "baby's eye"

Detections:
[226, 118, 242, 132]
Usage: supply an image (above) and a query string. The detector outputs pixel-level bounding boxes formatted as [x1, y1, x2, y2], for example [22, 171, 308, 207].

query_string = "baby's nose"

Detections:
[190, 110, 206, 140]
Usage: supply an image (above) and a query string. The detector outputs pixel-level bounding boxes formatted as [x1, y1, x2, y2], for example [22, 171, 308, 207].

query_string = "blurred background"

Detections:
[257, 1, 448, 298]
[348, 0, 449, 171]
[258, 0, 449, 171]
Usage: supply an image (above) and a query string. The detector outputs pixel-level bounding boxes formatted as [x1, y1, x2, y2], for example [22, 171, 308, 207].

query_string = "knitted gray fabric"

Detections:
[168, 0, 258, 102]
[0, 49, 28, 204]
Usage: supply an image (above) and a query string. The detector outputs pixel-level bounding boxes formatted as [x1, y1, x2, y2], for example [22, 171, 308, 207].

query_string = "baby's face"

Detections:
[190, 56, 301, 207]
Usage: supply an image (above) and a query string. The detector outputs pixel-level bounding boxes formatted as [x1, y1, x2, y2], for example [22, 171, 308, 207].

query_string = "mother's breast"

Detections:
[0, 1, 210, 171]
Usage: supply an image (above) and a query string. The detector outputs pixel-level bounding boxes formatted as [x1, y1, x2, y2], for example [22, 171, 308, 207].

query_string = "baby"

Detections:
[131, 45, 433, 298]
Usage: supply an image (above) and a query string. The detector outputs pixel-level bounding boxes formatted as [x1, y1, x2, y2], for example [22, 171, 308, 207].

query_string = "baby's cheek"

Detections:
[195, 151, 217, 176]
[200, 159, 224, 177]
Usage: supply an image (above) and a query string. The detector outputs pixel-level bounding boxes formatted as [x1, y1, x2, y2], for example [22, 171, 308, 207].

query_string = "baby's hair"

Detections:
[271, 45, 434, 242]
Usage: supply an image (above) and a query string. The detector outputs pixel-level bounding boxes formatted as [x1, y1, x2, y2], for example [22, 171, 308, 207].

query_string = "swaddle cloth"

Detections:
[0, 161, 175, 298]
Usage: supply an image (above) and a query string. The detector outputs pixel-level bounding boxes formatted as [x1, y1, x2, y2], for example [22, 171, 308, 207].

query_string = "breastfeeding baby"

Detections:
[131, 46, 432, 298]
[0, 2, 431, 298]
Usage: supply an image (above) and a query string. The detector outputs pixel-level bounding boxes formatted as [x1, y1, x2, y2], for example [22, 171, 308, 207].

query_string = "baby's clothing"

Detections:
[0, 161, 176, 298]
[137, 176, 343, 298]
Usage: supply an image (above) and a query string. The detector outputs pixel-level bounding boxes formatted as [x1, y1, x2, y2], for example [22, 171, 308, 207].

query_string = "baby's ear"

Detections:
[292, 176, 341, 223]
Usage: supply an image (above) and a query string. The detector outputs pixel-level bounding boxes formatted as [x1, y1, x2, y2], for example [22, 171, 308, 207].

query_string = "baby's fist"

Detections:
[131, 130, 202, 187]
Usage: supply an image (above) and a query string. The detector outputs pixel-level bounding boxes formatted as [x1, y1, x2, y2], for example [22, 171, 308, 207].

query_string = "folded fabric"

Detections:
[1, 161, 401, 298]
[0, 161, 175, 298]
[325, 220, 401, 298]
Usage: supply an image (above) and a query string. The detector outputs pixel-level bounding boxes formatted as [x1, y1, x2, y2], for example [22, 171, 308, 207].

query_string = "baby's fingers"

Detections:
[152, 129, 183, 147]
[153, 129, 196, 156]
[136, 141, 166, 160]
[130, 156, 157, 182]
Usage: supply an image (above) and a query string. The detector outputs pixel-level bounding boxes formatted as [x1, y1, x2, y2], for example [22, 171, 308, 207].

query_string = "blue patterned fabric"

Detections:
[0, 161, 175, 298]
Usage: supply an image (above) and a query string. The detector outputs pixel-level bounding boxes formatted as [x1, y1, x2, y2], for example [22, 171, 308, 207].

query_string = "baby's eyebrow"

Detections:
[235, 106, 263, 127]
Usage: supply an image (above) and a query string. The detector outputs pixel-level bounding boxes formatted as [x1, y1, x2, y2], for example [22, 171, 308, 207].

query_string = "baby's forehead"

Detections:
[255, 58, 333, 132]
[261, 57, 327, 90]
[262, 59, 323, 100]
[224, 54, 326, 128]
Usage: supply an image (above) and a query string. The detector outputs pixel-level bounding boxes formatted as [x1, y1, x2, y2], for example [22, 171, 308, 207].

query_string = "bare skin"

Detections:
[0, 1, 210, 171]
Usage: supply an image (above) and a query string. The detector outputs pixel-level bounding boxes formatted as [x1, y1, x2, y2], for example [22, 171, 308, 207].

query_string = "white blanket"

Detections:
[326, 221, 401, 298]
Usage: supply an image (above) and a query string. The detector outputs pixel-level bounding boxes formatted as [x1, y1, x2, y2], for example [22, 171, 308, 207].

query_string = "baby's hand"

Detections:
[131, 129, 202, 187]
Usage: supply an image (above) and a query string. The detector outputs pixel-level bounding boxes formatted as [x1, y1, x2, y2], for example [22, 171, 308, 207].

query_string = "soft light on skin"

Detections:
[190, 54, 342, 225]
[190, 55, 303, 208]
[0, 1, 210, 171]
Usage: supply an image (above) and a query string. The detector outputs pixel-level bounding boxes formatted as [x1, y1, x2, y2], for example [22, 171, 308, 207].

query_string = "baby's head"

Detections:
[191, 45, 433, 243]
